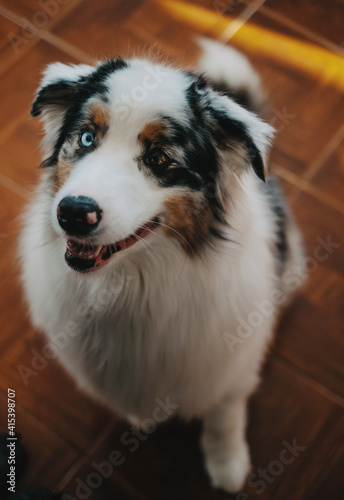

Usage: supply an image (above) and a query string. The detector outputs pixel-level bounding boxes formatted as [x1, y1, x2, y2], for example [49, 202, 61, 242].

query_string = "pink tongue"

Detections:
[66, 239, 102, 259]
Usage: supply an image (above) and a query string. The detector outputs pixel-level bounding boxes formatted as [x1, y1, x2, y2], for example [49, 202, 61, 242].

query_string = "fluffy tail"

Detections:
[196, 37, 266, 114]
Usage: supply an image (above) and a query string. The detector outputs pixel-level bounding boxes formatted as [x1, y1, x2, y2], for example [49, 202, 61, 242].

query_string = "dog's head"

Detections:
[31, 58, 273, 273]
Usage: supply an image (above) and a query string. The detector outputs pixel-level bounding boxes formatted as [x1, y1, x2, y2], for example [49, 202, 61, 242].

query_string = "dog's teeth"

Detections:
[93, 245, 102, 257]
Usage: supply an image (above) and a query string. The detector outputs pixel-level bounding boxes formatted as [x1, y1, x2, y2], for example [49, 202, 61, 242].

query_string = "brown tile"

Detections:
[60, 457, 143, 500]
[228, 12, 344, 177]
[87, 358, 340, 500]
[0, 0, 41, 19]
[0, 204, 36, 360]
[0, 39, 77, 134]
[272, 171, 296, 197]
[0, 119, 43, 188]
[0, 184, 26, 272]
[291, 190, 344, 274]
[245, 356, 343, 500]
[245, 358, 343, 500]
[50, 0, 238, 66]
[305, 412, 344, 500]
[0, 0, 84, 39]
[0, 389, 79, 490]
[0, 330, 116, 451]
[91, 418, 227, 499]
[0, 184, 36, 354]
[264, 0, 344, 47]
[151, 0, 255, 59]
[0, 40, 79, 186]
[0, 14, 34, 74]
[274, 292, 344, 400]
[305, 265, 344, 319]
[0, 279, 30, 357]
[1, 0, 75, 19]
[269, 191, 344, 397]
[51, 0, 151, 60]
[0, 0, 84, 75]
[311, 136, 344, 209]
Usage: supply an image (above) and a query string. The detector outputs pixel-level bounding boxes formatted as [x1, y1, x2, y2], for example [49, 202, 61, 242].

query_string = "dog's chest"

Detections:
[45, 267, 232, 418]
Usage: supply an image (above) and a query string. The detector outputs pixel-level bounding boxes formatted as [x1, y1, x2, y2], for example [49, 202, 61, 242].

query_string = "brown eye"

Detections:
[145, 149, 171, 168]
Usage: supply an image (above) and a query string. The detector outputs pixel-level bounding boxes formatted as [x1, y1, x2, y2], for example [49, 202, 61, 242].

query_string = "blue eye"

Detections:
[80, 131, 95, 148]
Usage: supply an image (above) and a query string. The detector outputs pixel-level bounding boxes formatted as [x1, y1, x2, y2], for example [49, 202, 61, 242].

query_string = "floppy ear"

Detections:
[31, 62, 93, 156]
[31, 80, 76, 118]
[194, 82, 274, 182]
[211, 92, 274, 181]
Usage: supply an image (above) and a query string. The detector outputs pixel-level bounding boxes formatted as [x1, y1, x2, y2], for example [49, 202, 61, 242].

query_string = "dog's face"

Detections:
[32, 58, 273, 273]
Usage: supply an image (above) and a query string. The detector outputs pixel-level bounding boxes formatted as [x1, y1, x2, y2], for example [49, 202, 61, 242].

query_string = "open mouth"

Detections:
[65, 218, 159, 273]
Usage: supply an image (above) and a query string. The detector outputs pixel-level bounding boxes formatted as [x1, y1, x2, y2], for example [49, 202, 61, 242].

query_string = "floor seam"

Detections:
[41, 31, 94, 64]
[259, 4, 344, 57]
[272, 164, 344, 215]
[217, 0, 266, 42]
[273, 352, 344, 410]
[0, 0, 86, 75]
[302, 122, 344, 182]
[0, 172, 30, 200]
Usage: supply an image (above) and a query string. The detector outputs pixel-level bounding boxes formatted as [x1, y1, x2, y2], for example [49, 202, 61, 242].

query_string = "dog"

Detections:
[20, 37, 304, 493]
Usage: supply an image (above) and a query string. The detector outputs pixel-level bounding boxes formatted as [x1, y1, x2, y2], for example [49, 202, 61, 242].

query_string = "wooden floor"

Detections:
[0, 0, 344, 498]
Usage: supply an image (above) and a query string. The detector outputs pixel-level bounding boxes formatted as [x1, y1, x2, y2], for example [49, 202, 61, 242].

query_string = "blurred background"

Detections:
[0, 0, 343, 498]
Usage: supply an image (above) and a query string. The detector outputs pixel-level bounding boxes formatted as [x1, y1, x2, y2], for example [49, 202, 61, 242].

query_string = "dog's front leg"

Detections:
[201, 393, 251, 493]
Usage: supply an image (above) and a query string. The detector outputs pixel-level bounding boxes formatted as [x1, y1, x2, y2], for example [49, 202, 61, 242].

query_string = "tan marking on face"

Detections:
[163, 194, 212, 255]
[50, 105, 109, 192]
[51, 158, 73, 192]
[89, 104, 110, 132]
[138, 121, 168, 146]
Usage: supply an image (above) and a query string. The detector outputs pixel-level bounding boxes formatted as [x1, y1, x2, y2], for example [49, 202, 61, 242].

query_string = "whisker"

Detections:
[133, 233, 161, 262]
[6, 213, 26, 232]
[142, 220, 190, 285]
[145, 219, 195, 258]
[138, 224, 166, 244]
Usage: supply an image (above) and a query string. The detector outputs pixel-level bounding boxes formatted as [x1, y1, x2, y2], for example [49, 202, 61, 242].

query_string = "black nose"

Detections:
[57, 196, 102, 237]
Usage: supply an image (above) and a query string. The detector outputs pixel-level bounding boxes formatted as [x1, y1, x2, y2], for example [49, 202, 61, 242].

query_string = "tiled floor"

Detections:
[0, 1, 343, 499]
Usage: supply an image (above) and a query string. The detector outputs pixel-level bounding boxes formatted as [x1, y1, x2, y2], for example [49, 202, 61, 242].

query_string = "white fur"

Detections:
[21, 39, 304, 493]
[196, 36, 266, 112]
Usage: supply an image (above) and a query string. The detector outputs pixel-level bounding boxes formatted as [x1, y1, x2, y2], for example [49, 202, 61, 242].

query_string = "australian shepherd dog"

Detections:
[20, 38, 304, 492]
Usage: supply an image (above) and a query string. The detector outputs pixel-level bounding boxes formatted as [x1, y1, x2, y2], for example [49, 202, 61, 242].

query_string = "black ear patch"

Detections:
[209, 108, 266, 182]
[31, 58, 129, 119]
[31, 58, 129, 168]
[31, 80, 76, 118]
[187, 75, 268, 182]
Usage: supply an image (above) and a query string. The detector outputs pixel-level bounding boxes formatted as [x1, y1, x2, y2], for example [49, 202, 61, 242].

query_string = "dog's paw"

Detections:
[203, 441, 251, 493]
